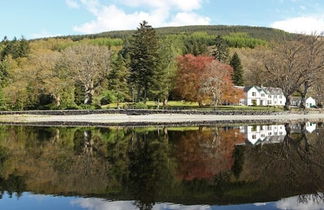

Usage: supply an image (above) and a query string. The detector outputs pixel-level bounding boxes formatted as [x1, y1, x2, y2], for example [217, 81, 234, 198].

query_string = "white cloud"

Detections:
[69, 0, 210, 34]
[121, 0, 203, 12]
[169, 12, 210, 26]
[271, 15, 324, 34]
[31, 31, 62, 39]
[71, 198, 212, 210]
[276, 194, 324, 210]
[71, 199, 136, 210]
[253, 202, 267, 206]
[66, 0, 80, 9]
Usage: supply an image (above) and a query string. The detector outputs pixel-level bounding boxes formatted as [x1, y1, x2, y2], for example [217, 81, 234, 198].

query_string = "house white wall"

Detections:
[306, 97, 316, 108]
[246, 87, 260, 106]
[271, 94, 286, 106]
[242, 86, 286, 106]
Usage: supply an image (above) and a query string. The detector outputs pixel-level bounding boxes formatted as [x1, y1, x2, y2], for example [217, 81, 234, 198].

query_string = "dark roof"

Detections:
[263, 87, 284, 95]
[243, 86, 284, 95]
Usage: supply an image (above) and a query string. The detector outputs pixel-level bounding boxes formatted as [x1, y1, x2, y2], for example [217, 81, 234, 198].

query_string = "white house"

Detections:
[237, 86, 286, 106]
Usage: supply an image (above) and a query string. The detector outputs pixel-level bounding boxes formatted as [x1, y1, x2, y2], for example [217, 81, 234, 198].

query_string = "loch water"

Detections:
[0, 122, 323, 210]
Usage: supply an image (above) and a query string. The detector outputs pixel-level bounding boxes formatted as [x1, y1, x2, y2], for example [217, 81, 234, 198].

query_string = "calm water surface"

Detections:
[0, 122, 323, 210]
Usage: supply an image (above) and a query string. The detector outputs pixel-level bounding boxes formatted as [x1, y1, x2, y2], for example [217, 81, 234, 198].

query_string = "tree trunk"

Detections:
[84, 82, 94, 105]
[299, 94, 306, 110]
[157, 99, 160, 109]
[299, 81, 310, 110]
[163, 98, 168, 107]
[143, 88, 147, 104]
[117, 100, 120, 109]
[284, 95, 291, 111]
[53, 94, 61, 107]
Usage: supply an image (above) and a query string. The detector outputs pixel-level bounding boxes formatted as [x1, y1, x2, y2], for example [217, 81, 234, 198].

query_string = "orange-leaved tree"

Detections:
[175, 54, 214, 105]
[175, 54, 243, 106]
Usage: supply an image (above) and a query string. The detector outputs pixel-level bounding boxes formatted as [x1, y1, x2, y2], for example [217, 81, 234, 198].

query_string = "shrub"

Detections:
[134, 102, 148, 109]
[100, 90, 117, 105]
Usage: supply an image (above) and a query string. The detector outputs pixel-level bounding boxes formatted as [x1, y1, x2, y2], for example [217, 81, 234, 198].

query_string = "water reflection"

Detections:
[276, 193, 324, 210]
[0, 122, 322, 209]
[71, 193, 324, 210]
[239, 122, 317, 145]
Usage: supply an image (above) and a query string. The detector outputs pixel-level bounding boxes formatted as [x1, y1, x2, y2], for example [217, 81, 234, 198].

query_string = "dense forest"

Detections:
[0, 23, 323, 110]
[55, 25, 297, 42]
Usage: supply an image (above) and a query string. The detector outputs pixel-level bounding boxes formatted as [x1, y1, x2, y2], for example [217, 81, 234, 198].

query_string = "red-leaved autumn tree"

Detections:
[175, 54, 243, 106]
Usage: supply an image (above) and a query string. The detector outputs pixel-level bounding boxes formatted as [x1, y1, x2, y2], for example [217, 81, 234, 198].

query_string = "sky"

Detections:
[1, 0, 324, 39]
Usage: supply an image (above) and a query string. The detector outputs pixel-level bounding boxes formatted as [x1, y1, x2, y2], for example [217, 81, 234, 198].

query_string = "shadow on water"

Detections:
[0, 122, 323, 209]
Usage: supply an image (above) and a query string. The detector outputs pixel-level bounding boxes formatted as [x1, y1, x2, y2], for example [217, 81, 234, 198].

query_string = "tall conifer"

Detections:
[129, 21, 160, 102]
[212, 35, 229, 63]
[108, 54, 130, 105]
[230, 52, 244, 86]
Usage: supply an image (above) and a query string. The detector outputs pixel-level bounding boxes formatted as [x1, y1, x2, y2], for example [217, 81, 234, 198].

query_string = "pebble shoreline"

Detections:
[0, 112, 323, 127]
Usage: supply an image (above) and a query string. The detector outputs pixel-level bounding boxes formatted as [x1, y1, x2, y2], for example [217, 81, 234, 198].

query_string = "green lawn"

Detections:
[101, 101, 284, 112]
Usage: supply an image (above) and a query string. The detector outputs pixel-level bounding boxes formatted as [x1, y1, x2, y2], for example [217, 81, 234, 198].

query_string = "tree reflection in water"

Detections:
[0, 123, 321, 209]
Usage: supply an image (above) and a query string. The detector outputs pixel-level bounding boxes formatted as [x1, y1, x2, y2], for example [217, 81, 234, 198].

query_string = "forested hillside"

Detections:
[58, 25, 297, 41]
[0, 23, 322, 111]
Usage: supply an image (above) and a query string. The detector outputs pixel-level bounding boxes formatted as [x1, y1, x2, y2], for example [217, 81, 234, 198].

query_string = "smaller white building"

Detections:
[306, 97, 316, 108]
[291, 97, 317, 108]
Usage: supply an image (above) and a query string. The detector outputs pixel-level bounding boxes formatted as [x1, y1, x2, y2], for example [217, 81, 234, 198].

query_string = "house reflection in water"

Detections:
[239, 122, 317, 145]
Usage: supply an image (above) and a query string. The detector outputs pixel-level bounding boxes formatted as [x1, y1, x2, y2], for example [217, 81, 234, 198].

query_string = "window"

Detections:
[252, 92, 256, 96]
[279, 95, 282, 99]
[268, 126, 272, 130]
[268, 100, 272, 105]
[252, 135, 256, 139]
[268, 95, 271, 98]
[261, 93, 265, 97]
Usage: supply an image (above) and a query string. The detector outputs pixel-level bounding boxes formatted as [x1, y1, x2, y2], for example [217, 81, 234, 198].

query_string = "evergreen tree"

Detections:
[108, 54, 130, 106]
[0, 36, 30, 61]
[17, 37, 30, 58]
[230, 52, 244, 86]
[129, 21, 161, 102]
[150, 38, 177, 106]
[183, 38, 207, 56]
[0, 37, 14, 61]
[74, 81, 85, 105]
[212, 35, 229, 63]
[0, 59, 9, 87]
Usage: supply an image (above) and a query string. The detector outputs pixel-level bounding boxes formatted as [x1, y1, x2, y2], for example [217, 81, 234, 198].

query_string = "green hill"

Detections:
[56, 25, 298, 42]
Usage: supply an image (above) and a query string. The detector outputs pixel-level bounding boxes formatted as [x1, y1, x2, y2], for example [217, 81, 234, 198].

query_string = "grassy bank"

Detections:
[102, 101, 284, 112]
